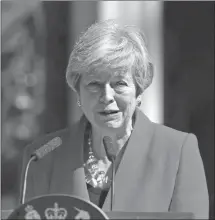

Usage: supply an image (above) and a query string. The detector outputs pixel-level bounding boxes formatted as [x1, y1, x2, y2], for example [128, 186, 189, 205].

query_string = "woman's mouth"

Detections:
[99, 110, 120, 116]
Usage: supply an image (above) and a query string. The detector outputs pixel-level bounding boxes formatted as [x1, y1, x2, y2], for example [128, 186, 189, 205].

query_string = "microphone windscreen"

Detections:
[32, 137, 62, 161]
[103, 136, 116, 161]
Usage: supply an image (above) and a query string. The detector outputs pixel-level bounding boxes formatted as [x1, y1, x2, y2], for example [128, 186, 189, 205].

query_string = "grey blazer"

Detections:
[20, 108, 209, 219]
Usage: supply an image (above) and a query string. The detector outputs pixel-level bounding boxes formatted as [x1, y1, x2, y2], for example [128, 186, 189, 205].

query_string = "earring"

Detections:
[77, 99, 81, 107]
[137, 96, 142, 107]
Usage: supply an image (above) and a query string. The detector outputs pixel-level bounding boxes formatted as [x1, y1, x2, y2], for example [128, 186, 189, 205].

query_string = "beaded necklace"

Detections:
[83, 124, 112, 190]
[83, 116, 135, 190]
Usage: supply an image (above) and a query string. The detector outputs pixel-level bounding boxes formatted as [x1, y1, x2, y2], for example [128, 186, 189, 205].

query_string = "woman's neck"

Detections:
[91, 120, 133, 160]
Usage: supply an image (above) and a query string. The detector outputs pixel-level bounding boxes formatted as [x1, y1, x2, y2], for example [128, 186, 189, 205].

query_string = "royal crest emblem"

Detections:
[7, 195, 108, 220]
[24, 205, 41, 219]
[45, 202, 68, 220]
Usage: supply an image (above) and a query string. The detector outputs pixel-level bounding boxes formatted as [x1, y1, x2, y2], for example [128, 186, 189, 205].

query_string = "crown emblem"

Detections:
[24, 205, 41, 219]
[45, 203, 68, 220]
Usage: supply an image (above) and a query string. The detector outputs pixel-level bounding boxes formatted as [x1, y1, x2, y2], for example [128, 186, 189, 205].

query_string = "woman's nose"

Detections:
[99, 84, 115, 104]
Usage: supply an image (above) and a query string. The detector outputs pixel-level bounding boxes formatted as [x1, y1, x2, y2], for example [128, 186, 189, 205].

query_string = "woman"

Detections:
[20, 20, 209, 218]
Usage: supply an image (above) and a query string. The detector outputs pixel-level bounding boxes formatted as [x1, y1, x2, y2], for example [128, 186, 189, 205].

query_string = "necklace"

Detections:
[83, 121, 134, 189]
[83, 127, 112, 189]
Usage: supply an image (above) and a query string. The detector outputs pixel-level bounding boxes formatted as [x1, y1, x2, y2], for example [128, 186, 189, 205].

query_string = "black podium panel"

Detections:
[105, 211, 194, 219]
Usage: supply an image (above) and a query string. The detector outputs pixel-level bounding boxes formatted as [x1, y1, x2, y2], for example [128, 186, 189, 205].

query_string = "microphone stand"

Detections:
[102, 136, 116, 211]
[110, 156, 115, 211]
[19, 137, 62, 205]
[20, 156, 36, 204]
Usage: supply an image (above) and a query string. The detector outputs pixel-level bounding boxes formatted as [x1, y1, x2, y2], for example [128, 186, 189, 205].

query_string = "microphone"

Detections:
[103, 136, 116, 162]
[20, 137, 62, 204]
[31, 136, 62, 161]
[103, 136, 116, 211]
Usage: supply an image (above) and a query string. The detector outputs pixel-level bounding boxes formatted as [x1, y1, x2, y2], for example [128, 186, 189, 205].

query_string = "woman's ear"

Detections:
[143, 62, 154, 90]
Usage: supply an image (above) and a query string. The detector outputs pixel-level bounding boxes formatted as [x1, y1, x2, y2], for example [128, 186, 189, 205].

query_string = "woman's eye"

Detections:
[88, 81, 101, 86]
[86, 81, 101, 91]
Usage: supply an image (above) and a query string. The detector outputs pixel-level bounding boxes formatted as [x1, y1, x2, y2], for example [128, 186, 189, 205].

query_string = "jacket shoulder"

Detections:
[153, 123, 189, 146]
[149, 123, 193, 160]
[136, 108, 189, 145]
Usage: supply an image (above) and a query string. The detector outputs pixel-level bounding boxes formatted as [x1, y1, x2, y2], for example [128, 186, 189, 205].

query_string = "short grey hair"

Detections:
[66, 19, 153, 96]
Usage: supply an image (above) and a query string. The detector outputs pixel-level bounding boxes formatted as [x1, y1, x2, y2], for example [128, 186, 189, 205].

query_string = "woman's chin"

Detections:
[95, 119, 123, 130]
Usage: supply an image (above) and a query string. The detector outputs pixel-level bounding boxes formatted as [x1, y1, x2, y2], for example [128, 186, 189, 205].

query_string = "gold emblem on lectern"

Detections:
[24, 205, 41, 219]
[23, 202, 91, 219]
[45, 202, 68, 219]
[74, 207, 91, 219]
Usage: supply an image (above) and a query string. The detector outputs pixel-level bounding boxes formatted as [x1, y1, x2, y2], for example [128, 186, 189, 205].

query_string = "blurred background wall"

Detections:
[1, 1, 214, 218]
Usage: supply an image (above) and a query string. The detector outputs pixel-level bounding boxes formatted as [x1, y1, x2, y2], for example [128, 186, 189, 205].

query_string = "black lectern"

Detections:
[2, 195, 194, 219]
[105, 211, 194, 219]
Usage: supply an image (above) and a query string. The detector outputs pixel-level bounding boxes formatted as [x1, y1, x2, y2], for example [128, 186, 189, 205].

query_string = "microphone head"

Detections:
[31, 137, 62, 161]
[103, 136, 116, 161]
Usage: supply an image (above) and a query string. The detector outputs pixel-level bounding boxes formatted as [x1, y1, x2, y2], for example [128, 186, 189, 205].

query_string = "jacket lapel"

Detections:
[102, 109, 155, 211]
[49, 116, 90, 201]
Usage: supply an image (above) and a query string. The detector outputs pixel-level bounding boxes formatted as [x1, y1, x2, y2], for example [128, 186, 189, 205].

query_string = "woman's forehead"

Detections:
[85, 67, 132, 79]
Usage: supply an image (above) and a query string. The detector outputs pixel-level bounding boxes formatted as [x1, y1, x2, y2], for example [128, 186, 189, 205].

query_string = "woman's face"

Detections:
[79, 67, 139, 133]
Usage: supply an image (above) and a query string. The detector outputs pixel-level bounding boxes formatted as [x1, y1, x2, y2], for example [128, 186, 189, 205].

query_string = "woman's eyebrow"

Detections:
[113, 72, 130, 79]
[85, 73, 100, 80]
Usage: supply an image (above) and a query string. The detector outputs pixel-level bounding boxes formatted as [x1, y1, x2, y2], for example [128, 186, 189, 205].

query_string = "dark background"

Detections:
[164, 2, 214, 217]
